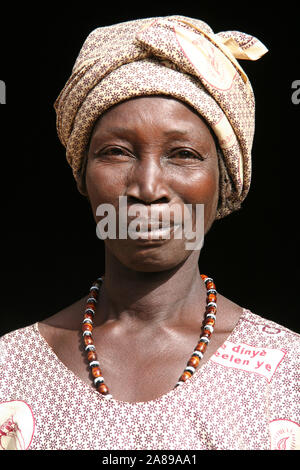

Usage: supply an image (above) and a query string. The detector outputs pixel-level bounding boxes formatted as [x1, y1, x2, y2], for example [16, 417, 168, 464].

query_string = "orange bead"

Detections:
[180, 371, 192, 382]
[97, 383, 109, 395]
[206, 306, 216, 315]
[203, 329, 212, 338]
[84, 312, 94, 321]
[205, 318, 215, 327]
[92, 366, 102, 378]
[208, 293, 217, 303]
[89, 290, 98, 299]
[83, 335, 94, 346]
[86, 302, 96, 311]
[87, 350, 97, 362]
[196, 342, 207, 353]
[188, 355, 200, 368]
[206, 281, 215, 290]
[82, 323, 93, 332]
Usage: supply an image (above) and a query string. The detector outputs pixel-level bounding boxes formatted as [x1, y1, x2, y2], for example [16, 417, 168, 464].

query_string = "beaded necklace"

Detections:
[82, 274, 217, 400]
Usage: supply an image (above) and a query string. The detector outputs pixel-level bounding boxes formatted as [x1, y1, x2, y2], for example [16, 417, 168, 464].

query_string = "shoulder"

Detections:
[238, 311, 300, 439]
[238, 309, 299, 348]
[232, 309, 300, 373]
[0, 325, 39, 404]
[0, 323, 38, 351]
[0, 324, 40, 378]
[0, 324, 40, 362]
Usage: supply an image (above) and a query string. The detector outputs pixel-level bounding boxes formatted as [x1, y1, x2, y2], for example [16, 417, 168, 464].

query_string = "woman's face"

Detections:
[85, 96, 219, 272]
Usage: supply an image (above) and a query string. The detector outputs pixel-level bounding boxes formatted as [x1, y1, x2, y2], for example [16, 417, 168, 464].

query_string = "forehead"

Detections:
[90, 96, 215, 144]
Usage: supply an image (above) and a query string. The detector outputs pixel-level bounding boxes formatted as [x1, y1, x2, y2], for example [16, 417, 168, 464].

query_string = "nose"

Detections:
[126, 157, 171, 204]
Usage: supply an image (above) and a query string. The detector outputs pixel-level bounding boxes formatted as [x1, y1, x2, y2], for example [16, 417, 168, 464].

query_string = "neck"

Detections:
[96, 248, 207, 328]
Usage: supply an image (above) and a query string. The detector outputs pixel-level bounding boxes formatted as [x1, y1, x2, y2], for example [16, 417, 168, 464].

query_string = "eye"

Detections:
[94, 146, 133, 161]
[170, 148, 204, 161]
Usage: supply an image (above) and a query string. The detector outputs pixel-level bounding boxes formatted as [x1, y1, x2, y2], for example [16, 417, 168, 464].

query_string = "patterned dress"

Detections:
[0, 309, 299, 450]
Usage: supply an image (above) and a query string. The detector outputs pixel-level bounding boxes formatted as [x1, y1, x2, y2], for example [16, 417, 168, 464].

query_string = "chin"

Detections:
[106, 238, 198, 273]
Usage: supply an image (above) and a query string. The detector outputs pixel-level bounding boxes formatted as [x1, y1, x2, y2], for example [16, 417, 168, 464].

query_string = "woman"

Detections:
[0, 15, 299, 450]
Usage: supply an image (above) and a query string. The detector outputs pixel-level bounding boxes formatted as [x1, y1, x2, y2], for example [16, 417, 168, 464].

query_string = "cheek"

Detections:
[182, 172, 218, 201]
[85, 162, 125, 213]
[178, 168, 219, 232]
[179, 167, 219, 207]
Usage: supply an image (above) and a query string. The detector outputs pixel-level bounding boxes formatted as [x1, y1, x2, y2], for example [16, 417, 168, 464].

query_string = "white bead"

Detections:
[185, 366, 195, 374]
[85, 308, 95, 315]
[176, 381, 184, 387]
[207, 302, 217, 308]
[204, 324, 214, 333]
[199, 336, 209, 344]
[206, 313, 216, 320]
[193, 351, 203, 359]
[94, 377, 104, 385]
[89, 361, 100, 367]
[83, 330, 92, 336]
[207, 289, 217, 295]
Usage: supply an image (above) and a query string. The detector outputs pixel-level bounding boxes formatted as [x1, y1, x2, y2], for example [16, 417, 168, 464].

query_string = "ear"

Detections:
[76, 151, 89, 196]
[76, 178, 88, 197]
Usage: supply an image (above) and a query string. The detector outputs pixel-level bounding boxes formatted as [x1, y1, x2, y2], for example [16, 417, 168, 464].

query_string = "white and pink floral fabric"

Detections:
[0, 309, 299, 450]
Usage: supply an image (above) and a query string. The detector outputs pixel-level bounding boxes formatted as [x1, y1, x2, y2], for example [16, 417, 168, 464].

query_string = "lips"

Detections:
[126, 219, 182, 242]
[117, 203, 188, 240]
[127, 204, 183, 225]
[131, 218, 177, 232]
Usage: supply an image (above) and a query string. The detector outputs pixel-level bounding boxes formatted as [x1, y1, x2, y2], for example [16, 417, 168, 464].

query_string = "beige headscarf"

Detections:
[54, 15, 268, 219]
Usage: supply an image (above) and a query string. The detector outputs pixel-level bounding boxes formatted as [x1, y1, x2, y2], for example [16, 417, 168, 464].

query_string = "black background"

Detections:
[0, 3, 299, 336]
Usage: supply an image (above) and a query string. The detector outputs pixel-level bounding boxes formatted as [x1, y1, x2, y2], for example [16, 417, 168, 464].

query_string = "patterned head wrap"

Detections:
[54, 15, 268, 219]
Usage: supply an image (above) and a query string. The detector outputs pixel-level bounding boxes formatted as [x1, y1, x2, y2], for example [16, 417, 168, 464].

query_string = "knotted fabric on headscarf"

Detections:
[54, 15, 268, 219]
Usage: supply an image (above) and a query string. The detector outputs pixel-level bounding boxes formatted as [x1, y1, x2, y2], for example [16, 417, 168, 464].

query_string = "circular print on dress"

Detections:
[269, 419, 300, 450]
[0, 400, 35, 450]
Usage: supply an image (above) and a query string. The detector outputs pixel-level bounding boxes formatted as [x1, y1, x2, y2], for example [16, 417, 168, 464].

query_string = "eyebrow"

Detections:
[97, 126, 191, 137]
[162, 129, 190, 136]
